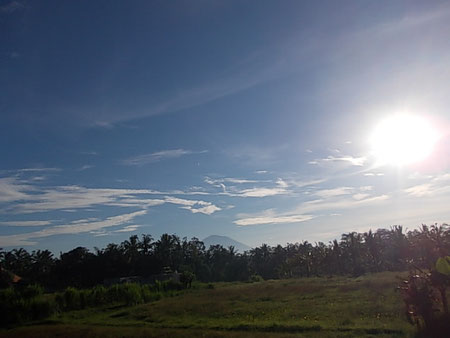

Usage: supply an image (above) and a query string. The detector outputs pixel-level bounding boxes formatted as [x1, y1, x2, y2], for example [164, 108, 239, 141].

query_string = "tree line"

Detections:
[1, 224, 449, 289]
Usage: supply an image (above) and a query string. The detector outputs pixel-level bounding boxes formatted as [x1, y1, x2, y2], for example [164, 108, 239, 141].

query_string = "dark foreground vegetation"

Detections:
[2, 224, 449, 287]
[1, 223, 450, 336]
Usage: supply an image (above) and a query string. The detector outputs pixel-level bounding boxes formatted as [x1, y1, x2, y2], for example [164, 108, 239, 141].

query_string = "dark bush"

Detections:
[63, 287, 81, 310]
[0, 286, 55, 326]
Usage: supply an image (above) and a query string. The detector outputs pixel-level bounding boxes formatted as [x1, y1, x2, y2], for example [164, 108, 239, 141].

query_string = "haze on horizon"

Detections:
[1, 0, 449, 253]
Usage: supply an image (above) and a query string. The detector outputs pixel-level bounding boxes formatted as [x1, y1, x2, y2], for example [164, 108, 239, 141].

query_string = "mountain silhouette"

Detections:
[203, 235, 251, 253]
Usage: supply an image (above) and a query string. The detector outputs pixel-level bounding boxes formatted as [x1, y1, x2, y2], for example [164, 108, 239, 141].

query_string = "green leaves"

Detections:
[435, 256, 450, 276]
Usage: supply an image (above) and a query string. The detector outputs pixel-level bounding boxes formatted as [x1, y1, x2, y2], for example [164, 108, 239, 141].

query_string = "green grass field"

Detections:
[0, 272, 415, 337]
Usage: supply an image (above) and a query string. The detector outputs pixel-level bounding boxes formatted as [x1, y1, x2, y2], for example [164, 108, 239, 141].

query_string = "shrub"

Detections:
[180, 271, 195, 288]
[63, 287, 81, 310]
[106, 284, 121, 303]
[248, 274, 264, 283]
[91, 285, 107, 305]
[0, 286, 55, 326]
[55, 293, 65, 311]
[121, 283, 143, 305]
[29, 297, 54, 320]
[152, 279, 183, 292]
[18, 284, 43, 300]
[399, 256, 450, 337]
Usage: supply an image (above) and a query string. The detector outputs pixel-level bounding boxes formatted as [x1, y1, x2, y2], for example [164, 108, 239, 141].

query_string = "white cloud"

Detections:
[234, 212, 313, 226]
[298, 194, 390, 214]
[205, 176, 290, 198]
[182, 204, 221, 215]
[323, 155, 366, 166]
[90, 230, 109, 237]
[0, 175, 224, 221]
[287, 178, 327, 188]
[0, 177, 33, 203]
[78, 165, 94, 171]
[235, 187, 288, 198]
[164, 196, 208, 207]
[114, 225, 141, 233]
[0, 220, 52, 227]
[31, 176, 46, 181]
[122, 149, 207, 166]
[313, 187, 354, 198]
[310, 155, 366, 166]
[224, 178, 258, 184]
[205, 176, 329, 199]
[16, 168, 61, 173]
[352, 193, 370, 200]
[164, 196, 221, 215]
[8, 186, 156, 213]
[0, 210, 147, 247]
[204, 176, 259, 185]
[404, 173, 450, 197]
[276, 178, 288, 188]
[363, 172, 384, 177]
[233, 190, 390, 229]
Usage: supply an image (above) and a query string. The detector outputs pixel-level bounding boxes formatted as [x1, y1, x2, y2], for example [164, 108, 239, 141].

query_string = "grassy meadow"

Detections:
[0, 271, 415, 338]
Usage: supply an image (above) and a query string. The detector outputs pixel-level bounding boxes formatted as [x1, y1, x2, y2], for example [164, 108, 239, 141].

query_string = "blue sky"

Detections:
[1, 0, 450, 253]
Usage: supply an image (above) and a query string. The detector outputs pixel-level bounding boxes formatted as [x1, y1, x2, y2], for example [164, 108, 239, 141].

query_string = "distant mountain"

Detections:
[202, 235, 251, 253]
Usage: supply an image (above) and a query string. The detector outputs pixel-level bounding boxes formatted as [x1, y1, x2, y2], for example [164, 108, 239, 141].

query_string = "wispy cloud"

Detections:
[78, 165, 94, 171]
[363, 172, 384, 177]
[0, 176, 222, 218]
[81, 151, 98, 156]
[286, 178, 327, 188]
[6, 185, 155, 213]
[204, 175, 292, 198]
[0, 210, 147, 246]
[313, 187, 354, 198]
[90, 4, 450, 127]
[309, 155, 366, 166]
[233, 186, 387, 226]
[233, 187, 288, 198]
[404, 173, 450, 197]
[234, 213, 313, 226]
[16, 168, 61, 173]
[91, 51, 283, 127]
[114, 224, 141, 233]
[204, 177, 259, 185]
[297, 194, 389, 214]
[223, 178, 259, 184]
[0, 177, 33, 203]
[164, 196, 221, 215]
[405, 183, 434, 197]
[0, 220, 52, 227]
[122, 149, 207, 166]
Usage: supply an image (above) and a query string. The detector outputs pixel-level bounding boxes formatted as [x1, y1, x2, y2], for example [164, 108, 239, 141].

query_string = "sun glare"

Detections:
[370, 114, 438, 166]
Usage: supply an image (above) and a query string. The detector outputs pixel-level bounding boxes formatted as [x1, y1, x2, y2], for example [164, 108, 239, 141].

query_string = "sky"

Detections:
[1, 0, 450, 253]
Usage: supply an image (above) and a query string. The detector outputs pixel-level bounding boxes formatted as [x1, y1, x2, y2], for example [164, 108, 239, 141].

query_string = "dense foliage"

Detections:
[0, 280, 183, 326]
[1, 224, 449, 289]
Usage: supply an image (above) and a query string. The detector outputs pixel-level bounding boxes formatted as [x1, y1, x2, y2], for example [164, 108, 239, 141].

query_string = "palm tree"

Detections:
[31, 249, 55, 285]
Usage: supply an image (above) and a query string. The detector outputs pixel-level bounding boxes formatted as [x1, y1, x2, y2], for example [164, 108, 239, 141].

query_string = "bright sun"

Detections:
[370, 114, 438, 166]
